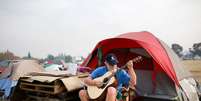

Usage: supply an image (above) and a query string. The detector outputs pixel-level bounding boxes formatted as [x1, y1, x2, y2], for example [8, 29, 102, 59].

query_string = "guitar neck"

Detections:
[121, 56, 142, 69]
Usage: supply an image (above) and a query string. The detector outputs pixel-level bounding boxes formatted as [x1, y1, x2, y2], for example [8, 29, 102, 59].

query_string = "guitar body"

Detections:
[87, 71, 116, 100]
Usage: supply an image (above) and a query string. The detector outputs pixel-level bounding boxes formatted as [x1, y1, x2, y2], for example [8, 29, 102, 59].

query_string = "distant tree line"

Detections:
[0, 51, 85, 64]
[46, 54, 73, 63]
[40, 53, 85, 64]
[171, 42, 201, 60]
[0, 50, 20, 61]
[1, 42, 199, 62]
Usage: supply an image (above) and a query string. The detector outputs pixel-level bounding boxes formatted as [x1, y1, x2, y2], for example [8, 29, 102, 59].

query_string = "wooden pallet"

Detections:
[20, 80, 65, 94]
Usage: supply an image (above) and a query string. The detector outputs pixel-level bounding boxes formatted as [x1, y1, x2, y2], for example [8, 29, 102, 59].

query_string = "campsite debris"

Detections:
[20, 80, 65, 94]
[11, 70, 89, 101]
[45, 64, 63, 71]
[0, 60, 44, 99]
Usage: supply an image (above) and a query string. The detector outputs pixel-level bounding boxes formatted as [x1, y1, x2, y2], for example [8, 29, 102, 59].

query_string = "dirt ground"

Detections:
[182, 60, 201, 83]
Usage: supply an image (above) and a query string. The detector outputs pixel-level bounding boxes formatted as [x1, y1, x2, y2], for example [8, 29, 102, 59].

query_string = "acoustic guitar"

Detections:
[87, 56, 143, 100]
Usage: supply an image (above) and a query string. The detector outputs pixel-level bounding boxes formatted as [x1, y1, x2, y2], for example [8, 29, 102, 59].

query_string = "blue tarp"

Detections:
[0, 79, 17, 97]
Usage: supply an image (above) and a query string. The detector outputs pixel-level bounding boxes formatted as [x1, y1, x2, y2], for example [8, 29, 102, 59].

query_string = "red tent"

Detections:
[81, 31, 200, 101]
[82, 31, 181, 85]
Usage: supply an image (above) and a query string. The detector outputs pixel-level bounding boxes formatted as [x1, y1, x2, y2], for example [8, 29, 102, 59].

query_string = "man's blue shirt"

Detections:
[90, 66, 108, 79]
[90, 66, 130, 88]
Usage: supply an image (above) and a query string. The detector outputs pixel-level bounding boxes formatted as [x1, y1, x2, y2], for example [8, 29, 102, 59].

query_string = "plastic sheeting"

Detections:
[0, 79, 17, 97]
[180, 78, 199, 101]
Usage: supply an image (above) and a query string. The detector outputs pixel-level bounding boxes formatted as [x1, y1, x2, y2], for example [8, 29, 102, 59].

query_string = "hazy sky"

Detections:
[0, 0, 201, 58]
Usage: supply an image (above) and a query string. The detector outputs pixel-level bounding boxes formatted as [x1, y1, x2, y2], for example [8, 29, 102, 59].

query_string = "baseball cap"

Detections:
[105, 53, 119, 65]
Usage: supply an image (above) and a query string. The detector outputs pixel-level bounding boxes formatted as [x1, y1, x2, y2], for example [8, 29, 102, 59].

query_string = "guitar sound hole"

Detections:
[99, 78, 109, 88]
[103, 78, 109, 83]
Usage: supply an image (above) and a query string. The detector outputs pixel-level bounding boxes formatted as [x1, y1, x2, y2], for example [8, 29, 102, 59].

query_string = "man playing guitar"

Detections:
[79, 53, 137, 101]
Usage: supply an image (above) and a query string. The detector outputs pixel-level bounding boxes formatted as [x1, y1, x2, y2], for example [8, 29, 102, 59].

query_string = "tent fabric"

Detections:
[0, 60, 10, 73]
[10, 60, 44, 80]
[159, 40, 192, 80]
[81, 31, 191, 86]
[0, 60, 10, 67]
[179, 78, 200, 101]
[135, 70, 177, 96]
[0, 60, 45, 81]
[0, 63, 14, 79]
